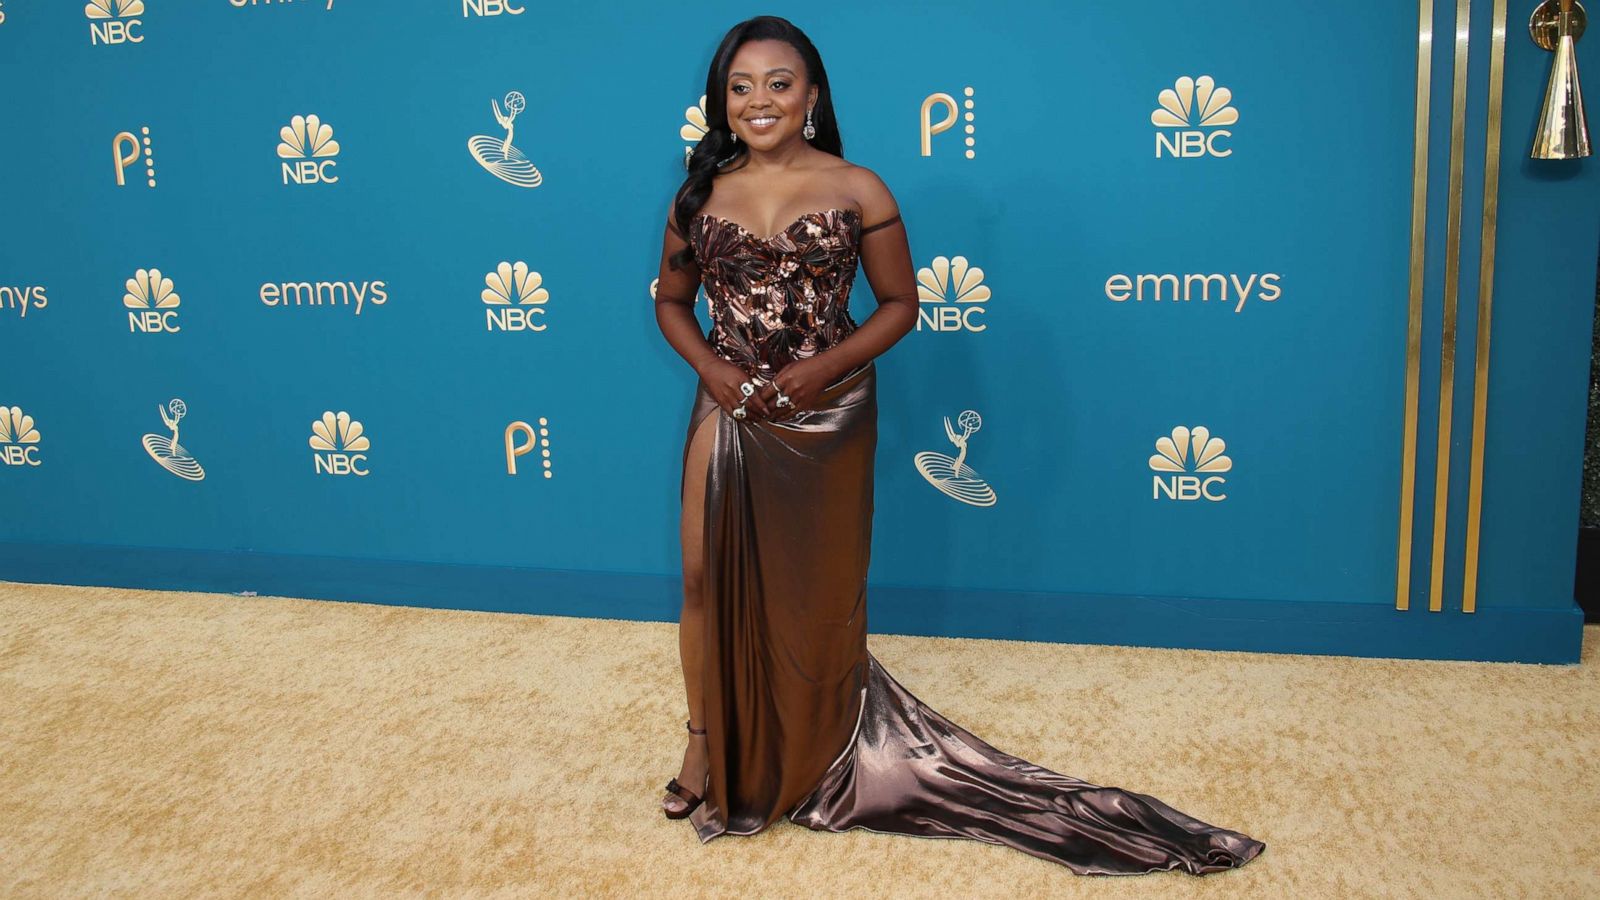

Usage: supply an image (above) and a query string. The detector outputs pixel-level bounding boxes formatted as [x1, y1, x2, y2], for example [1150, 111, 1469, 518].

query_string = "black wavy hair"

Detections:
[667, 15, 843, 272]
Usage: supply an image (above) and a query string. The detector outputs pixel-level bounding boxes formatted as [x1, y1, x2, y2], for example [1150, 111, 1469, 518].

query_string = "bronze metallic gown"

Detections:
[663, 206, 1265, 876]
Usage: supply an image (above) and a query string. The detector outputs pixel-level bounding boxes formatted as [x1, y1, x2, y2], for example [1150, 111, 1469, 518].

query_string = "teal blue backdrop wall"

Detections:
[0, 1, 1594, 662]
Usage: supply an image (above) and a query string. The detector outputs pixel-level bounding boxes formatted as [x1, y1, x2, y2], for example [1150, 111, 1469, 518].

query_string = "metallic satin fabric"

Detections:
[789, 648, 1267, 876]
[685, 360, 877, 842]
[679, 210, 1264, 875]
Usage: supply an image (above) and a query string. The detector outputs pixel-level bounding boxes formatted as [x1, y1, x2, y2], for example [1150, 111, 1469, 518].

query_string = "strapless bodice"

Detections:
[689, 206, 863, 381]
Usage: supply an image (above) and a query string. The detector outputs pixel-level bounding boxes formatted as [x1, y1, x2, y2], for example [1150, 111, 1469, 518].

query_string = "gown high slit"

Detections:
[663, 205, 1265, 876]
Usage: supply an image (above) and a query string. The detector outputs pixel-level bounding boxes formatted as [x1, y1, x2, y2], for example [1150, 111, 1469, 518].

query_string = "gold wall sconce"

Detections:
[1531, 0, 1592, 158]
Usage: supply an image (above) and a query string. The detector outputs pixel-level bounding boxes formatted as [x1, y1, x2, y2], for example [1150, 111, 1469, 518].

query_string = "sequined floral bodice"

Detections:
[690, 206, 863, 381]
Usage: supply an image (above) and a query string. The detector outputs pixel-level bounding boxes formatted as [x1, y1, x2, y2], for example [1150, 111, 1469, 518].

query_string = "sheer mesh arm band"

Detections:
[860, 213, 902, 235]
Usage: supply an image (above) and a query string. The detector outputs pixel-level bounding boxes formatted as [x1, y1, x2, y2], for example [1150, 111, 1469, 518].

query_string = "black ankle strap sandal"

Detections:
[662, 719, 708, 820]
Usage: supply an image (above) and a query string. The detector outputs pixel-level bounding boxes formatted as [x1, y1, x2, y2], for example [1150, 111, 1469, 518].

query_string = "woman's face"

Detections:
[725, 39, 818, 149]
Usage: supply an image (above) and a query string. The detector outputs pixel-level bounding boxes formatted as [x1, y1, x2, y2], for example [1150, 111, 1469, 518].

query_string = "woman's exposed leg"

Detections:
[664, 409, 717, 815]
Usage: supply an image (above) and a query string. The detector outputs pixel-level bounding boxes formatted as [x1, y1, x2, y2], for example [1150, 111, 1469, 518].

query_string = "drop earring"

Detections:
[803, 107, 816, 140]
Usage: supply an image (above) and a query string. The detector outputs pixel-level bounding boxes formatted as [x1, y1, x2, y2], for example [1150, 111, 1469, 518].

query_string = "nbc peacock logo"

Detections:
[310, 410, 370, 476]
[681, 95, 708, 168]
[915, 255, 989, 333]
[1149, 425, 1231, 501]
[123, 267, 180, 333]
[1151, 75, 1237, 159]
[278, 115, 341, 185]
[505, 417, 553, 477]
[142, 398, 205, 481]
[468, 90, 542, 188]
[481, 260, 549, 332]
[0, 406, 42, 467]
[86, 0, 143, 45]
[913, 409, 996, 507]
[919, 86, 976, 159]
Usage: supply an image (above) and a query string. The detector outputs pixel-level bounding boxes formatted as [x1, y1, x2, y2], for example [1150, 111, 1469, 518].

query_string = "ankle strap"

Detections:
[685, 719, 707, 735]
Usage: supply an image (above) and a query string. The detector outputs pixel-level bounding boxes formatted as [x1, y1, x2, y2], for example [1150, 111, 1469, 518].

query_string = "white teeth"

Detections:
[751, 117, 776, 125]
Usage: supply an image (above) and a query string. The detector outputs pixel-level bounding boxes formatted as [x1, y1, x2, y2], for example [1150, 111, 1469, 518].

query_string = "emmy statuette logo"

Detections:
[142, 398, 205, 481]
[0, 283, 48, 319]
[916, 255, 989, 332]
[124, 268, 180, 333]
[1149, 425, 1230, 501]
[469, 91, 543, 188]
[1152, 75, 1237, 159]
[462, 0, 523, 15]
[682, 95, 709, 168]
[920, 87, 975, 158]
[310, 410, 369, 476]
[482, 261, 549, 332]
[914, 410, 997, 506]
[86, 0, 143, 45]
[0, 406, 41, 467]
[505, 418, 553, 477]
[113, 126, 156, 187]
[278, 115, 340, 185]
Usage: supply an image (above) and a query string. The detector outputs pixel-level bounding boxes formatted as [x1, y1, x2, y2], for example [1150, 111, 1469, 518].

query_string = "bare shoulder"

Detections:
[841, 163, 900, 229]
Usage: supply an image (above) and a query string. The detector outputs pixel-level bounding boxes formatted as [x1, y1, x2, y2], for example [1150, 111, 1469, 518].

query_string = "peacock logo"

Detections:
[482, 261, 549, 332]
[310, 410, 370, 476]
[123, 267, 181, 333]
[123, 268, 179, 308]
[505, 417, 553, 478]
[1149, 425, 1231, 501]
[0, 406, 42, 467]
[919, 86, 976, 159]
[1151, 76, 1237, 159]
[112, 126, 155, 188]
[682, 95, 709, 168]
[86, 0, 143, 45]
[278, 115, 340, 185]
[86, 0, 142, 15]
[915, 255, 989, 333]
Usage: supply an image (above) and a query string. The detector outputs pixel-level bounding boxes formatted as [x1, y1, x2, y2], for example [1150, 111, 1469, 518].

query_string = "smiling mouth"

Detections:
[747, 116, 779, 125]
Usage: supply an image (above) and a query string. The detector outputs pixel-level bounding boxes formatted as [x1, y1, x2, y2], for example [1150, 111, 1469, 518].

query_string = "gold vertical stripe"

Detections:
[1398, 0, 1435, 611]
[1428, 0, 1472, 613]
[1462, 0, 1508, 614]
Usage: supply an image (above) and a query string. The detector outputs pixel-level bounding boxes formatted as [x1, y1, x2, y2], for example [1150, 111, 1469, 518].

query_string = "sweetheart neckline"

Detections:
[693, 206, 861, 243]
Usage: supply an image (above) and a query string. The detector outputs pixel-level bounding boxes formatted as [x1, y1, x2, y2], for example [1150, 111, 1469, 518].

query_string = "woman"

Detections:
[651, 16, 1265, 876]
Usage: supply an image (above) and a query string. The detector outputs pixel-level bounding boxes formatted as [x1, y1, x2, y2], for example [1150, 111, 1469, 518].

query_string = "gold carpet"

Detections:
[1, 581, 1596, 898]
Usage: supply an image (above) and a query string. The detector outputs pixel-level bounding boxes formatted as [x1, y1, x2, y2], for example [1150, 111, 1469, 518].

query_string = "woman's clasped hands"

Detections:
[698, 355, 841, 422]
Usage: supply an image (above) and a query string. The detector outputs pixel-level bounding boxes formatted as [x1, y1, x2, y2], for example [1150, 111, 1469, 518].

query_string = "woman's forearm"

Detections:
[656, 299, 723, 378]
[818, 298, 918, 378]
